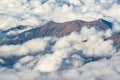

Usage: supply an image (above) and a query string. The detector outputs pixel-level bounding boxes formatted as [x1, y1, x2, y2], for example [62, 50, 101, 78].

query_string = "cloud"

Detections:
[1, 52, 120, 80]
[53, 27, 115, 57]
[34, 48, 73, 72]
[0, 17, 18, 30]
[0, 37, 50, 57]
[0, 0, 120, 30]
[1, 26, 116, 72]
[0, 0, 120, 80]
[19, 17, 40, 26]
[0, 68, 40, 80]
[30, 27, 116, 73]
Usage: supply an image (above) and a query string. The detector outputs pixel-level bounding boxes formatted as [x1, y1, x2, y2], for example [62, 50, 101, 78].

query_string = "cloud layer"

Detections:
[0, 27, 119, 80]
[0, 0, 120, 80]
[0, 37, 50, 57]
[0, 0, 120, 30]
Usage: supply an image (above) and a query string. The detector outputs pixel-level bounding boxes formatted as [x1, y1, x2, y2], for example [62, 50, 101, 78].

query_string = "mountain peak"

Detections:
[0, 19, 117, 46]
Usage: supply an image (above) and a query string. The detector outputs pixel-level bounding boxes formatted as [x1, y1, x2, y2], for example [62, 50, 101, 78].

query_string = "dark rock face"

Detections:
[101, 19, 113, 29]
[0, 19, 119, 46]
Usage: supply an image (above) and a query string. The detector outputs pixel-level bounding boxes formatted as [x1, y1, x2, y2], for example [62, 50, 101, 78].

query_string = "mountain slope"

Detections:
[0, 19, 119, 46]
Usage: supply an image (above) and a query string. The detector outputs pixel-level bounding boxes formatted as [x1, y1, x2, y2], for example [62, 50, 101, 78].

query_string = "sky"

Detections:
[0, 0, 120, 80]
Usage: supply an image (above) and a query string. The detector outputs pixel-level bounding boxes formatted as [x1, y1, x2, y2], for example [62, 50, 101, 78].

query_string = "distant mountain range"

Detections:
[0, 19, 119, 48]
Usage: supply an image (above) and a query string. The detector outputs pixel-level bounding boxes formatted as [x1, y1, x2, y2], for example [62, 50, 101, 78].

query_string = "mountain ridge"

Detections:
[0, 19, 120, 47]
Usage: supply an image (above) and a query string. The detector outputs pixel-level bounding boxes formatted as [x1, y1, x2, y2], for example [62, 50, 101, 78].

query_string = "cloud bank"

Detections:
[0, 0, 120, 80]
[0, 26, 119, 80]
[0, 0, 120, 30]
[0, 37, 50, 57]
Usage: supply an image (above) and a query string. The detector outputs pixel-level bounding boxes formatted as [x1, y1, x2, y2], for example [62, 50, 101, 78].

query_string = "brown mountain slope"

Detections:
[1, 18, 120, 46]
[38, 19, 112, 37]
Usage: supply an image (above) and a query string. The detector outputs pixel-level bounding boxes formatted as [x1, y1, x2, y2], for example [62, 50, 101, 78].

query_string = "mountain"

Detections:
[0, 19, 119, 47]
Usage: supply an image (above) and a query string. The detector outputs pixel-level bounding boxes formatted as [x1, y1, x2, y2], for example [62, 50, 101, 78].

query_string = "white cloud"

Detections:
[34, 54, 62, 72]
[69, 0, 81, 5]
[0, 37, 50, 57]
[0, 0, 120, 80]
[34, 48, 73, 72]
[0, 68, 40, 80]
[53, 27, 115, 57]
[0, 17, 18, 30]
[19, 56, 34, 64]
[19, 17, 40, 26]
[0, 0, 120, 29]
[33, 27, 116, 73]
